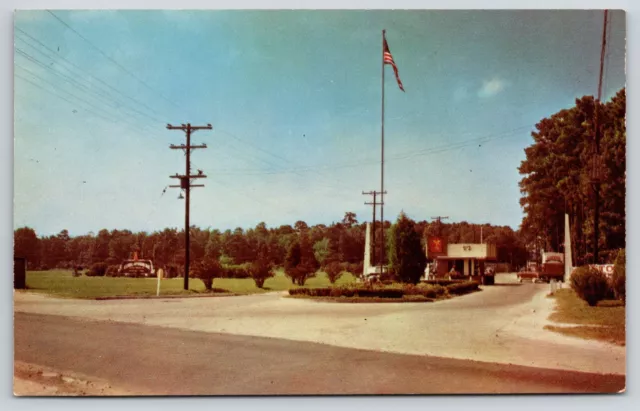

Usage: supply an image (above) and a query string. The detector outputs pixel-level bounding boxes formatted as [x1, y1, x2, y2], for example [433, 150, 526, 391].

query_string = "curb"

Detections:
[93, 293, 237, 301]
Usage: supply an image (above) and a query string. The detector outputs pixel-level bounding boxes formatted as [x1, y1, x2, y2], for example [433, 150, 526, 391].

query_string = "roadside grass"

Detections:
[22, 269, 360, 299]
[545, 288, 625, 346]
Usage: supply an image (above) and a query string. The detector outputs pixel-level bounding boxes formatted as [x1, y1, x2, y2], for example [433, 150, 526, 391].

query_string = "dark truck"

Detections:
[517, 252, 564, 283]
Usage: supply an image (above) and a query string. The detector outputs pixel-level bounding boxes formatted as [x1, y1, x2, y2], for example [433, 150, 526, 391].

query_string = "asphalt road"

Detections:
[14, 278, 626, 375]
[14, 312, 625, 395]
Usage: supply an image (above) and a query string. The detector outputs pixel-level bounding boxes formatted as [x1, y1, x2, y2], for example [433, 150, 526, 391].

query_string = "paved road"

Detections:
[14, 279, 626, 375]
[14, 312, 624, 395]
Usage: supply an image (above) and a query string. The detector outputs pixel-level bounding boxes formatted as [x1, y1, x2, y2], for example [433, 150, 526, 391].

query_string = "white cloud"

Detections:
[477, 77, 506, 98]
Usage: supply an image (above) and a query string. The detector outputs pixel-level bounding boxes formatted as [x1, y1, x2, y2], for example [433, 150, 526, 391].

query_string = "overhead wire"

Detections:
[14, 27, 167, 124]
[46, 10, 181, 112]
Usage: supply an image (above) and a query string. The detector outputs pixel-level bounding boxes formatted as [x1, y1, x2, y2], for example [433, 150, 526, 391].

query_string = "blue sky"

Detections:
[13, 10, 626, 236]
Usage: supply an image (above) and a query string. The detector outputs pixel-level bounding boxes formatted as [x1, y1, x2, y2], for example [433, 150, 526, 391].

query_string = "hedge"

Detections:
[445, 281, 480, 295]
[289, 283, 464, 299]
[421, 279, 468, 286]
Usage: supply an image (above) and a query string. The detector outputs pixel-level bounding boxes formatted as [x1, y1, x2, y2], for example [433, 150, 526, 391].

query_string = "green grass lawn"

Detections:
[21, 269, 360, 299]
[545, 288, 625, 346]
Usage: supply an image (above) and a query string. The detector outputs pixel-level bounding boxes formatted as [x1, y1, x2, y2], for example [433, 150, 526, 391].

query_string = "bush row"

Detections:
[289, 282, 477, 299]
[446, 281, 480, 295]
[289, 287, 404, 299]
[421, 279, 469, 287]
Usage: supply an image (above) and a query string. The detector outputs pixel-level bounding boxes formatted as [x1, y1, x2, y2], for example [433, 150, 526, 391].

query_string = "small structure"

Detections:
[14, 257, 26, 289]
[426, 237, 497, 284]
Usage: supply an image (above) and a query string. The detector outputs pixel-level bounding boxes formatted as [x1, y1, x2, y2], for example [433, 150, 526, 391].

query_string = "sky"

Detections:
[13, 10, 626, 237]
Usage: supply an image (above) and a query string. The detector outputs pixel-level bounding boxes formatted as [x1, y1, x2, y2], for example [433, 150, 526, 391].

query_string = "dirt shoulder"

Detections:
[14, 361, 131, 396]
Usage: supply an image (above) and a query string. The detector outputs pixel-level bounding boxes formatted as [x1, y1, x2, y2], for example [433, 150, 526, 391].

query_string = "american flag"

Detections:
[383, 33, 404, 92]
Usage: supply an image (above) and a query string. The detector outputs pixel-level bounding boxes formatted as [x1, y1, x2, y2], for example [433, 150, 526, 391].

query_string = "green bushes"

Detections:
[422, 279, 467, 286]
[192, 258, 224, 290]
[223, 265, 251, 279]
[323, 261, 345, 284]
[247, 261, 274, 289]
[105, 265, 120, 277]
[612, 249, 626, 302]
[570, 266, 610, 306]
[290, 287, 404, 299]
[289, 282, 473, 300]
[446, 281, 480, 295]
[86, 262, 108, 277]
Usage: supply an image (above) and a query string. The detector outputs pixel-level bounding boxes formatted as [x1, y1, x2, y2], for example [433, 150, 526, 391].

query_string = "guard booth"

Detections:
[14, 257, 26, 289]
[426, 237, 497, 284]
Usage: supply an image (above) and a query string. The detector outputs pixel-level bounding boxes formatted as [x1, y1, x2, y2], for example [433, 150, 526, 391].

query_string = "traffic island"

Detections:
[287, 281, 480, 303]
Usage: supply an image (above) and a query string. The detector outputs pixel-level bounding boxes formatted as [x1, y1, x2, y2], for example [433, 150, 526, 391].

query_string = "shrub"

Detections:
[612, 249, 626, 301]
[571, 266, 610, 306]
[323, 261, 344, 284]
[446, 281, 480, 295]
[193, 258, 224, 290]
[105, 265, 120, 277]
[165, 264, 180, 278]
[422, 279, 465, 286]
[248, 260, 274, 289]
[86, 262, 108, 277]
[223, 265, 251, 279]
[403, 284, 446, 298]
[347, 262, 364, 277]
[39, 264, 50, 271]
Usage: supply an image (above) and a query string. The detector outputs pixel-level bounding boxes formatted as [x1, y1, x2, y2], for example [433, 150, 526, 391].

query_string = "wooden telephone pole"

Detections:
[430, 216, 449, 237]
[167, 123, 212, 290]
[592, 10, 608, 264]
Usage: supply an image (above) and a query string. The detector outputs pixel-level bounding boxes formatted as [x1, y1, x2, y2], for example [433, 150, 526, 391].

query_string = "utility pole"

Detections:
[363, 190, 385, 267]
[591, 10, 608, 264]
[167, 123, 212, 290]
[430, 216, 449, 237]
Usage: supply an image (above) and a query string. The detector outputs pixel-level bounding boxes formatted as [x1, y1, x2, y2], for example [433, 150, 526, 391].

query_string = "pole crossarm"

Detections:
[169, 174, 208, 179]
[166, 123, 212, 131]
[170, 144, 208, 150]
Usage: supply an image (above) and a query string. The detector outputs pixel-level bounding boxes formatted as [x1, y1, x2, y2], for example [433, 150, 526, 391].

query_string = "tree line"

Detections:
[14, 212, 529, 275]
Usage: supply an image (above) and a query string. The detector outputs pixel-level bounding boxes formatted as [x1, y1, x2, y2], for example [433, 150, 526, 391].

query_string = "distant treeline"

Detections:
[14, 212, 529, 272]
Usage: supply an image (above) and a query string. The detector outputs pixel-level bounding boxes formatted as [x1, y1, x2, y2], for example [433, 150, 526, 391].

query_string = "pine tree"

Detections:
[389, 212, 427, 284]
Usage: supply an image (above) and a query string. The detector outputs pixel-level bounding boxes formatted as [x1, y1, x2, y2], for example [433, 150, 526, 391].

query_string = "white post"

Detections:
[564, 213, 573, 283]
[363, 222, 371, 279]
[156, 268, 164, 296]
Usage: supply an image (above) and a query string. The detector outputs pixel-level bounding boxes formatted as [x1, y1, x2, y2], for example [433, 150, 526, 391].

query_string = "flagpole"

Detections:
[380, 29, 386, 274]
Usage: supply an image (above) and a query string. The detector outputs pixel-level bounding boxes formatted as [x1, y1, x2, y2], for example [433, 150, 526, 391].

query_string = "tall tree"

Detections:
[388, 212, 426, 284]
[519, 89, 626, 264]
[14, 227, 40, 267]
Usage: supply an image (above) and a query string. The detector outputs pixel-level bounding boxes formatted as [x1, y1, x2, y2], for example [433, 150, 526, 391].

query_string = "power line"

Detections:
[215, 128, 358, 192]
[14, 27, 167, 124]
[205, 125, 532, 176]
[15, 62, 151, 136]
[15, 49, 157, 132]
[15, 71, 147, 137]
[46, 10, 180, 111]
